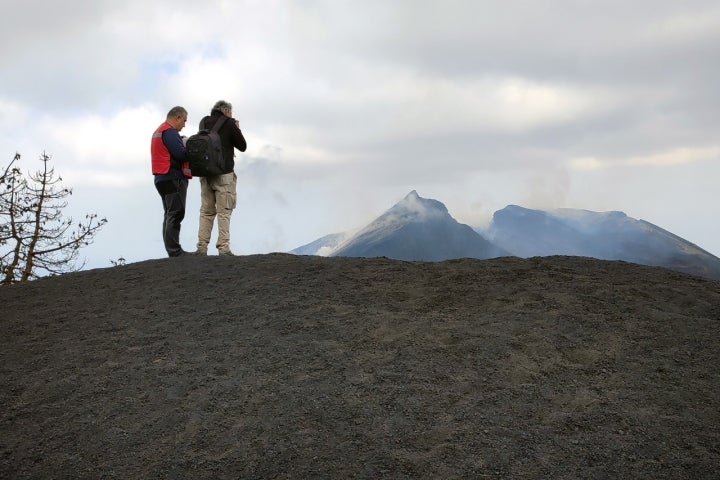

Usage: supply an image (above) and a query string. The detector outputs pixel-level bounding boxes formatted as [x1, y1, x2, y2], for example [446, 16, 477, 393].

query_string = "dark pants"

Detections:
[155, 179, 188, 257]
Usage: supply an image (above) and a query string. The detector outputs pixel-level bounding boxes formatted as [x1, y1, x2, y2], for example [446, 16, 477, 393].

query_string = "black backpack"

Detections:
[185, 116, 228, 177]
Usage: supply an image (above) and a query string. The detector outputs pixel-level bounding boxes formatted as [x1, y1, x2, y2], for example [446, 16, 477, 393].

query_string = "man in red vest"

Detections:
[151, 106, 191, 257]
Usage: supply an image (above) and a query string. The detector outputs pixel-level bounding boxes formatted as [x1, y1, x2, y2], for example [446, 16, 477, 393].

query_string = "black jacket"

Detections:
[199, 109, 247, 173]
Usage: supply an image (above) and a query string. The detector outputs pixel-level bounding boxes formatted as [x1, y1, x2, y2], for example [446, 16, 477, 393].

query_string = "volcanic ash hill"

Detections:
[2, 253, 720, 479]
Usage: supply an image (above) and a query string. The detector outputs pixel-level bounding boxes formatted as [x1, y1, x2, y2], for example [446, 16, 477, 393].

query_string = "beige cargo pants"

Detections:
[196, 172, 237, 254]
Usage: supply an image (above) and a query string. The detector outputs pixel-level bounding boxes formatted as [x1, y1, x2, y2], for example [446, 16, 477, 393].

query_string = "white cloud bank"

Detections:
[571, 146, 720, 170]
[1, 0, 719, 267]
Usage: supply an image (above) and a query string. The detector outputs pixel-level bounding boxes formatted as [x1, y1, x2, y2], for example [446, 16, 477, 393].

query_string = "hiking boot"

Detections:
[193, 249, 207, 256]
[218, 250, 235, 257]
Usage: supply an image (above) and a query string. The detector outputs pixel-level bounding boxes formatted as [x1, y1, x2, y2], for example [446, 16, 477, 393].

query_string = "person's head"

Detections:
[212, 100, 232, 117]
[166, 106, 188, 131]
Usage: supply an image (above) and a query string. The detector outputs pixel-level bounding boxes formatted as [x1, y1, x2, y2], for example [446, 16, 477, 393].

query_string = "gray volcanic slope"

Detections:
[486, 205, 720, 280]
[331, 191, 507, 261]
[2, 253, 720, 479]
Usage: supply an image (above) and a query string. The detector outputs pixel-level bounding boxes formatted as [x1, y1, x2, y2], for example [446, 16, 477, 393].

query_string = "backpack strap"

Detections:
[200, 115, 229, 132]
[213, 115, 229, 132]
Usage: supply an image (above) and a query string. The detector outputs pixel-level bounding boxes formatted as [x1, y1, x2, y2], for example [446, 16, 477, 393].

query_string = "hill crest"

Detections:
[2, 253, 720, 478]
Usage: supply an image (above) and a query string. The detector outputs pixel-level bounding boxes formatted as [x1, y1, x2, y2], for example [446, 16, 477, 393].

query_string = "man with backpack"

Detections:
[193, 100, 247, 256]
[151, 106, 191, 257]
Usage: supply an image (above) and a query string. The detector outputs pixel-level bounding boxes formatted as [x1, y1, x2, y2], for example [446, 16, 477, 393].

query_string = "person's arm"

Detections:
[228, 119, 247, 152]
[162, 128, 186, 161]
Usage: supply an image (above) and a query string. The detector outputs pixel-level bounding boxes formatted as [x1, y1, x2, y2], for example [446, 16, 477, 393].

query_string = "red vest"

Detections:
[151, 122, 191, 178]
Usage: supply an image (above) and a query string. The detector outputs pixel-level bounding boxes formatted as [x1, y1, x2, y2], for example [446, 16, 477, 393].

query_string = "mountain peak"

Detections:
[391, 190, 449, 218]
[326, 191, 507, 261]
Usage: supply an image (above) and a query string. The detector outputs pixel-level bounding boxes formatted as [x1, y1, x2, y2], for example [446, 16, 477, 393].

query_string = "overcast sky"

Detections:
[2, 0, 719, 268]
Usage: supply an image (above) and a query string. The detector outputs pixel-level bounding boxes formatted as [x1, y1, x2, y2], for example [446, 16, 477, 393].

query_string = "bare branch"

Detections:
[1, 152, 108, 285]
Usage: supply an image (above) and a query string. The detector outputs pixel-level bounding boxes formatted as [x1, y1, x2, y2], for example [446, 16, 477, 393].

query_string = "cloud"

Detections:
[569, 157, 606, 171]
[392, 76, 619, 136]
[570, 146, 720, 170]
[520, 167, 571, 210]
[626, 146, 720, 167]
[640, 5, 720, 44]
[0, 1, 275, 112]
[38, 104, 161, 184]
[2, 0, 720, 262]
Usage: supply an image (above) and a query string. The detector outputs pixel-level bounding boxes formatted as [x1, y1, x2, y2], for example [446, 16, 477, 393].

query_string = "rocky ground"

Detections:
[2, 253, 719, 479]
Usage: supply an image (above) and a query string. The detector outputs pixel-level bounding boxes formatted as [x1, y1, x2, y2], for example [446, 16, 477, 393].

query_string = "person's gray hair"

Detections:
[166, 106, 187, 119]
[212, 100, 232, 114]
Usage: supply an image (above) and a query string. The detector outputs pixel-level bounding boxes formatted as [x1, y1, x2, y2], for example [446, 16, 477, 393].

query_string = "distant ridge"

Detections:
[293, 191, 720, 280]
[290, 232, 354, 257]
[483, 205, 720, 280]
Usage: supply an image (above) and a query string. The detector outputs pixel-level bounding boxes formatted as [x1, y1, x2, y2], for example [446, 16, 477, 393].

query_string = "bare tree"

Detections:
[0, 153, 24, 279]
[1, 152, 107, 285]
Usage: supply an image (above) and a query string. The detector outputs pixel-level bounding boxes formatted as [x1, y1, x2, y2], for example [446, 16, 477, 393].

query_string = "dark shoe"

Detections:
[170, 250, 190, 257]
[218, 250, 235, 256]
[193, 250, 207, 256]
